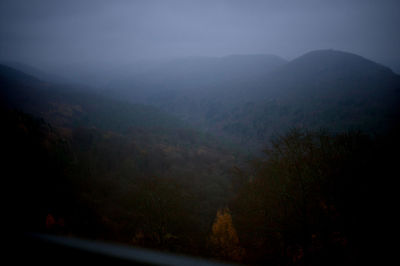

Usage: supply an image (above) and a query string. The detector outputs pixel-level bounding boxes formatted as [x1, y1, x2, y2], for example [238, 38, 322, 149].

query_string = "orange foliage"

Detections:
[209, 208, 245, 261]
[45, 214, 56, 229]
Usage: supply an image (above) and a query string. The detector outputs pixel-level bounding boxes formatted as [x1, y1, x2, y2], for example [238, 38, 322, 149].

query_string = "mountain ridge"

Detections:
[2, 49, 399, 150]
[106, 49, 400, 147]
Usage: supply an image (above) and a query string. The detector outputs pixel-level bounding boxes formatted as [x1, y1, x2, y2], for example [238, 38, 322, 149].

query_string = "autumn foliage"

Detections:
[209, 208, 245, 262]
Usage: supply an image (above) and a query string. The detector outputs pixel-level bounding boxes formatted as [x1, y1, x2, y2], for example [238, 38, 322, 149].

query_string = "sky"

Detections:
[0, 0, 400, 69]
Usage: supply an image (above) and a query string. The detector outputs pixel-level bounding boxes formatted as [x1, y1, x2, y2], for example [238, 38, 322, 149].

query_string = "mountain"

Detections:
[105, 54, 287, 103]
[103, 50, 400, 149]
[3, 50, 399, 150]
[0, 64, 42, 86]
[225, 50, 400, 143]
[0, 61, 66, 84]
[0, 64, 185, 133]
[0, 63, 52, 116]
[246, 49, 400, 129]
[150, 54, 287, 84]
[254, 49, 400, 100]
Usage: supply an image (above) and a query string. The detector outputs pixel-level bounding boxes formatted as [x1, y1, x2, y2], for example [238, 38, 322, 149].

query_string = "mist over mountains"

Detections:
[99, 50, 400, 148]
[2, 1, 400, 264]
[1, 48, 400, 265]
[3, 50, 400, 148]
[2, 49, 400, 151]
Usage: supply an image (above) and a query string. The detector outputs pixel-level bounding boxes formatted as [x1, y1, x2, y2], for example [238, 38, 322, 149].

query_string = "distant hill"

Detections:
[254, 49, 399, 100]
[229, 50, 400, 143]
[0, 64, 185, 132]
[106, 54, 287, 103]
[103, 50, 400, 149]
[2, 50, 399, 151]
[0, 64, 42, 86]
[0, 61, 239, 184]
[0, 61, 54, 82]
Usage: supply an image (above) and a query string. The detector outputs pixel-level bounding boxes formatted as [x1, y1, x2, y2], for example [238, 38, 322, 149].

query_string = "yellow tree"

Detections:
[209, 208, 245, 262]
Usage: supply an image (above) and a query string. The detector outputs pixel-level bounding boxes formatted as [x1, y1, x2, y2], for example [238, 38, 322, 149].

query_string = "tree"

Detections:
[209, 208, 245, 262]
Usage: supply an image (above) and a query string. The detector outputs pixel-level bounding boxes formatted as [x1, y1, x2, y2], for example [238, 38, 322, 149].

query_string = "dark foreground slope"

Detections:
[0, 65, 240, 258]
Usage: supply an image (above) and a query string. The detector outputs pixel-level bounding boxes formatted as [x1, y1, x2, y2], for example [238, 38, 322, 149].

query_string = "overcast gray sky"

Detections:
[1, 0, 399, 68]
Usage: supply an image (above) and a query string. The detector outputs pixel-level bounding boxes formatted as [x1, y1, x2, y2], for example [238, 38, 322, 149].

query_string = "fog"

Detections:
[2, 2, 400, 264]
[1, 0, 399, 71]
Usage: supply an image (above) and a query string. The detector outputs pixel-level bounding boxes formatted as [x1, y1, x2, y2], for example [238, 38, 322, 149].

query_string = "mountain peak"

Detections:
[279, 49, 396, 80]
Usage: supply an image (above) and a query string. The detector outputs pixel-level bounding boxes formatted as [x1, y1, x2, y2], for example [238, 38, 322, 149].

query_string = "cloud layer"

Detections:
[1, 0, 399, 67]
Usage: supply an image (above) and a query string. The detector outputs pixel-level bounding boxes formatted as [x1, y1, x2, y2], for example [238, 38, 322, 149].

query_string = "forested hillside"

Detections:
[1, 65, 241, 257]
[1, 49, 399, 265]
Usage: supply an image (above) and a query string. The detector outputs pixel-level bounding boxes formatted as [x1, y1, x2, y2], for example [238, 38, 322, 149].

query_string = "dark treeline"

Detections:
[2, 106, 397, 265]
[230, 128, 397, 265]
